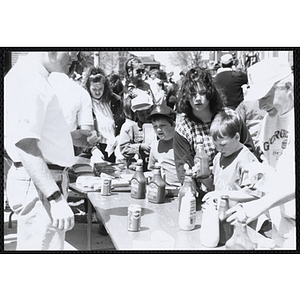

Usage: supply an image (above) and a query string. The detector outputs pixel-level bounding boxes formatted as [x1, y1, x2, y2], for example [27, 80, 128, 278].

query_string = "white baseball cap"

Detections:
[221, 54, 233, 64]
[246, 58, 292, 101]
[131, 91, 153, 112]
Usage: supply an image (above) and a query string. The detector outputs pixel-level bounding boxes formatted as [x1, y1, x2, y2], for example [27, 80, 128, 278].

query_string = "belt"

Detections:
[13, 162, 65, 171]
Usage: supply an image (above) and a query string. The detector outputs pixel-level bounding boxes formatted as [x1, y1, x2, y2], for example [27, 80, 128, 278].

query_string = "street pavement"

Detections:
[3, 209, 115, 251]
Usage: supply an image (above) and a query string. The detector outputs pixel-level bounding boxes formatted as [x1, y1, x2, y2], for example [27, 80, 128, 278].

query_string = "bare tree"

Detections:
[169, 51, 204, 71]
[98, 52, 120, 74]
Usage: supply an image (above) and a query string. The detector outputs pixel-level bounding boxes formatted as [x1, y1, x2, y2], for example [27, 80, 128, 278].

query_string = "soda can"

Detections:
[101, 178, 112, 196]
[127, 205, 142, 232]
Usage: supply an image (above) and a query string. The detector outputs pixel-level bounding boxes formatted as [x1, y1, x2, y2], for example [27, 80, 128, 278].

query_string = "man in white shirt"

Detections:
[48, 71, 94, 155]
[226, 58, 295, 249]
[48, 72, 93, 132]
[5, 52, 89, 250]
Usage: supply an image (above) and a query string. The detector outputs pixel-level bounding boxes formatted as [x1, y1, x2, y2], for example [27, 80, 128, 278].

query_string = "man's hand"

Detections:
[71, 129, 92, 147]
[226, 201, 259, 226]
[202, 190, 224, 203]
[50, 195, 75, 231]
[87, 130, 100, 146]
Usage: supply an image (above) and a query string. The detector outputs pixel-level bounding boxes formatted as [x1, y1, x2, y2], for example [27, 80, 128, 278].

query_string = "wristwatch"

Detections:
[47, 190, 62, 201]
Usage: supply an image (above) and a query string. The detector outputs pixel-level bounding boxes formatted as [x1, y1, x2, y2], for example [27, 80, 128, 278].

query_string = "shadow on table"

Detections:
[96, 207, 154, 223]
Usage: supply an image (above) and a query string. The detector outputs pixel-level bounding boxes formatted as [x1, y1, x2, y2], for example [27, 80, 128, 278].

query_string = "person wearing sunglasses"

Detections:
[124, 57, 154, 97]
[119, 58, 155, 171]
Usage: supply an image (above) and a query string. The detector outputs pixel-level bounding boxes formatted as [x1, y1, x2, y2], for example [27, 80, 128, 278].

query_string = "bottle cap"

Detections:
[184, 163, 192, 176]
[137, 159, 143, 166]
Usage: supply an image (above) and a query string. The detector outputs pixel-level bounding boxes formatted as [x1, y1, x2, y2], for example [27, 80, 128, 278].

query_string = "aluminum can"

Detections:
[101, 178, 112, 196]
[127, 205, 142, 231]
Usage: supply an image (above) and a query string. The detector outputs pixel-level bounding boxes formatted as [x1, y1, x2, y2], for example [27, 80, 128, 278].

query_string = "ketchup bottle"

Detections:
[131, 159, 146, 199]
[148, 163, 166, 204]
[194, 137, 210, 179]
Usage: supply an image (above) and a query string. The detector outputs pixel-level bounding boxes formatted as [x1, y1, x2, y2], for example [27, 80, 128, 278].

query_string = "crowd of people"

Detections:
[4, 51, 295, 250]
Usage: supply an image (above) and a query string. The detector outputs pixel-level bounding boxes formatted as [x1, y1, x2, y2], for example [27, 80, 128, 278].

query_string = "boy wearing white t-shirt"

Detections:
[147, 105, 180, 187]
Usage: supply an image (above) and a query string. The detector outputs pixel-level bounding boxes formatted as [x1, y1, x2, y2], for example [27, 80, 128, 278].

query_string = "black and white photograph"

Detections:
[2, 49, 296, 252]
[1, 2, 299, 300]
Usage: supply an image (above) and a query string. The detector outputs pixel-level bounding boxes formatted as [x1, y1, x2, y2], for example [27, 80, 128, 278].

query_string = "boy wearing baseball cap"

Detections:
[227, 58, 295, 249]
[147, 105, 180, 187]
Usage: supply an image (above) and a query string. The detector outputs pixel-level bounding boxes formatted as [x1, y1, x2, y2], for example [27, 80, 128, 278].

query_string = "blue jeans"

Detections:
[6, 165, 69, 250]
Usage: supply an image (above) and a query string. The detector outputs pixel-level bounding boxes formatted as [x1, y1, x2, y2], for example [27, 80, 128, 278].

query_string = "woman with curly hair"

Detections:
[174, 67, 254, 198]
[83, 67, 125, 162]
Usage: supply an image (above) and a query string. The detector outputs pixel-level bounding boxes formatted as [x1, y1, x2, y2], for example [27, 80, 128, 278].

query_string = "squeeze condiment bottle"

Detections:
[194, 137, 210, 179]
[200, 198, 219, 247]
[178, 164, 194, 211]
[178, 187, 196, 231]
[148, 163, 166, 204]
[131, 159, 146, 199]
[225, 213, 255, 250]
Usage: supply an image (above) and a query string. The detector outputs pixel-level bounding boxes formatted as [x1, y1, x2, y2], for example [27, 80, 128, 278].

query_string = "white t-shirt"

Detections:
[213, 146, 259, 194]
[148, 138, 180, 187]
[260, 109, 294, 169]
[260, 109, 295, 248]
[48, 72, 93, 131]
[4, 54, 75, 167]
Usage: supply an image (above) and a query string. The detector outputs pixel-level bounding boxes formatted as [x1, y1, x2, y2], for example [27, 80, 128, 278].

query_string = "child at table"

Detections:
[118, 93, 153, 171]
[147, 105, 181, 187]
[201, 109, 271, 209]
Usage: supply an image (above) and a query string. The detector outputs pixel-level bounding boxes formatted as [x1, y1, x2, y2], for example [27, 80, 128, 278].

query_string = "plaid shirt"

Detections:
[175, 108, 242, 165]
[175, 113, 216, 165]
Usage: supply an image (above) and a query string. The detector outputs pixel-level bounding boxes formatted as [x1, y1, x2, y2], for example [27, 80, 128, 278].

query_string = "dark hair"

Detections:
[125, 57, 144, 77]
[157, 80, 166, 91]
[85, 67, 112, 102]
[109, 73, 124, 97]
[222, 61, 234, 68]
[210, 109, 242, 140]
[177, 67, 225, 116]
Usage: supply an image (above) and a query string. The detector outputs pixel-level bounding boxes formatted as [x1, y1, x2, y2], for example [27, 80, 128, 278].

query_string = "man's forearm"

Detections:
[253, 187, 295, 215]
[16, 139, 61, 198]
